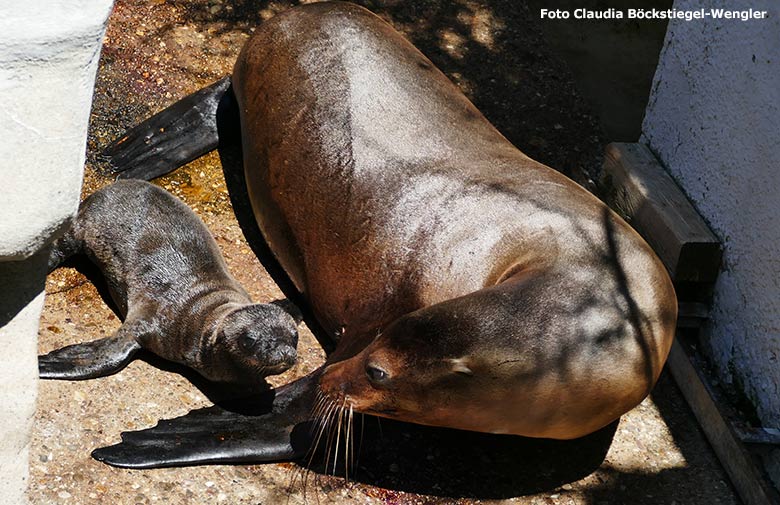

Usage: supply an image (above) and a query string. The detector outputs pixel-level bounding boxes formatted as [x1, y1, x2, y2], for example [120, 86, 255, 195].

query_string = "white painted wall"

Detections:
[642, 0, 780, 425]
[0, 1, 113, 503]
[0, 1, 113, 259]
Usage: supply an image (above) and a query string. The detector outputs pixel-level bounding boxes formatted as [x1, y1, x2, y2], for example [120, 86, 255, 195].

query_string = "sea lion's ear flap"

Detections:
[271, 299, 304, 325]
[448, 358, 474, 376]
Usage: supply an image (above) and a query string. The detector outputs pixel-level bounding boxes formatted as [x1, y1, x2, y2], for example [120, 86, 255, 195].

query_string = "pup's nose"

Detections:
[270, 344, 297, 368]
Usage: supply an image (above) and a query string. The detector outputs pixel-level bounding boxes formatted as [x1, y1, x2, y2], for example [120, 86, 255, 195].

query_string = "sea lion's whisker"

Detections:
[341, 398, 349, 482]
[351, 406, 356, 472]
[309, 394, 328, 434]
[323, 400, 341, 476]
[295, 392, 361, 489]
[325, 401, 343, 475]
[310, 399, 336, 464]
[332, 399, 347, 476]
[345, 404, 353, 482]
[299, 394, 342, 500]
[309, 391, 324, 416]
[284, 463, 304, 504]
[315, 390, 328, 412]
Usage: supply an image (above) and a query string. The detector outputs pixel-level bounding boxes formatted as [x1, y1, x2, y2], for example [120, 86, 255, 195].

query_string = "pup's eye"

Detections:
[365, 364, 389, 384]
[238, 334, 258, 351]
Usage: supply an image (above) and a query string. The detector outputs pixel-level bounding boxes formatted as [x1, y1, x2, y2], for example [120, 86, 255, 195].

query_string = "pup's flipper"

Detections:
[39, 332, 141, 380]
[91, 374, 317, 468]
[103, 76, 236, 180]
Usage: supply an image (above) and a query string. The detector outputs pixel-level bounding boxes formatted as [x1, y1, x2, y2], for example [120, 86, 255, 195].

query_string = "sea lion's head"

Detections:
[318, 306, 511, 433]
[207, 301, 300, 383]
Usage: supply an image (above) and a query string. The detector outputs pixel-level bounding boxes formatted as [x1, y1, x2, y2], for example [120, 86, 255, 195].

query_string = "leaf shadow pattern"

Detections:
[294, 192, 674, 499]
[99, 0, 604, 184]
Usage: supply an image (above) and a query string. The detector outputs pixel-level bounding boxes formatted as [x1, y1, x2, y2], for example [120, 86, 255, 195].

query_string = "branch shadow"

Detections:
[106, 0, 604, 184]
[296, 197, 673, 500]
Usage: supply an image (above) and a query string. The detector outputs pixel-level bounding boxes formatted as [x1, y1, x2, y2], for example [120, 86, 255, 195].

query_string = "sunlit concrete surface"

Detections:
[0, 1, 112, 503]
[0, 0, 113, 259]
[0, 252, 47, 505]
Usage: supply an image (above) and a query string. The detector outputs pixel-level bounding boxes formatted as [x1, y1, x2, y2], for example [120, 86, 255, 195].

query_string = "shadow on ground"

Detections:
[307, 417, 617, 499]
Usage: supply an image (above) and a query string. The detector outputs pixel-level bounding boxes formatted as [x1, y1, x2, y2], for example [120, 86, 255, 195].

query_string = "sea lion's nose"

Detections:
[270, 344, 297, 367]
[274, 324, 299, 348]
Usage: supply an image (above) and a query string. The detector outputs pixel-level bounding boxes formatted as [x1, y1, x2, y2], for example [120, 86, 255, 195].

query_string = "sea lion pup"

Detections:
[91, 2, 676, 468]
[41, 180, 300, 384]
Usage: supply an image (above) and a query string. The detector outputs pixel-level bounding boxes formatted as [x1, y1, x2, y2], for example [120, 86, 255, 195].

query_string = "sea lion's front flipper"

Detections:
[38, 331, 141, 380]
[92, 374, 317, 468]
[103, 76, 236, 180]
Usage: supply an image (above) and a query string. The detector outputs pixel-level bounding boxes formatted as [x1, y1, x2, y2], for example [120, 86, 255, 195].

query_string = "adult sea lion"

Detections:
[91, 1, 677, 467]
[41, 180, 300, 384]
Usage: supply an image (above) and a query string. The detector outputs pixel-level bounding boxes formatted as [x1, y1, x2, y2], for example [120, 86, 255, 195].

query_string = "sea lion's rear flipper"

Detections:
[39, 328, 141, 380]
[103, 76, 236, 180]
[91, 374, 317, 468]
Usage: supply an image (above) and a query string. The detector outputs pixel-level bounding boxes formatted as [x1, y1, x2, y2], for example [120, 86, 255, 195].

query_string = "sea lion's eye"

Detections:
[238, 333, 258, 351]
[365, 364, 389, 384]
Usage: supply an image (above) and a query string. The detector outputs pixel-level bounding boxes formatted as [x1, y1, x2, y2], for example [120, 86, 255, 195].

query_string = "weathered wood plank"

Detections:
[600, 142, 776, 502]
[600, 142, 722, 283]
[667, 339, 779, 505]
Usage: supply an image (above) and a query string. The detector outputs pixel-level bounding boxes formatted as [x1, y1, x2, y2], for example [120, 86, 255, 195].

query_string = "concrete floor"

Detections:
[31, 1, 740, 503]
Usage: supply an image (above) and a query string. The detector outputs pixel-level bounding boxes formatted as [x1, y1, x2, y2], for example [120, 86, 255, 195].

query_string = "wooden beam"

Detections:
[667, 339, 779, 505]
[677, 302, 710, 329]
[599, 142, 778, 503]
[600, 143, 722, 283]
